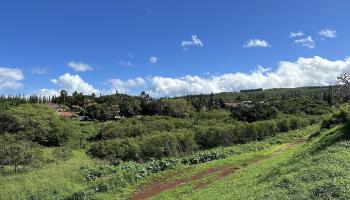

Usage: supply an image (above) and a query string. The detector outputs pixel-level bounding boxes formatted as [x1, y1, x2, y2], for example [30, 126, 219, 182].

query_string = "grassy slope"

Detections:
[0, 150, 93, 200]
[1, 124, 341, 200]
[127, 125, 318, 199]
[151, 125, 350, 200]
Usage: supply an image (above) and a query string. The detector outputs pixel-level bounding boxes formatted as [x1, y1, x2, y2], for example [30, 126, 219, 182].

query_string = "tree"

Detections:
[160, 99, 192, 117]
[0, 139, 38, 173]
[60, 90, 68, 104]
[3, 104, 74, 146]
[335, 72, 350, 103]
[230, 102, 278, 122]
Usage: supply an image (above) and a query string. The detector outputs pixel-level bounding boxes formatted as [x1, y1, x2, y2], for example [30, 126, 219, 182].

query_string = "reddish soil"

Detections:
[129, 165, 236, 200]
[129, 138, 306, 200]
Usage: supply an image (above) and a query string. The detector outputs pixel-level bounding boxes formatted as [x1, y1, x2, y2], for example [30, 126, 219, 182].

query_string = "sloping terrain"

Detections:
[131, 124, 350, 200]
[129, 138, 306, 200]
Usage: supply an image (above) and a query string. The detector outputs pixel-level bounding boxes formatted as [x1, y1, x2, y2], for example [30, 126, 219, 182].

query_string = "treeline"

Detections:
[0, 94, 52, 104]
[184, 85, 336, 110]
[53, 91, 333, 121]
[0, 85, 337, 121]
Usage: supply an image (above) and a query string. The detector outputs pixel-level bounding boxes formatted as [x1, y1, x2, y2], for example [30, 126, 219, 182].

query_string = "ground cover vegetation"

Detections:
[1, 81, 349, 199]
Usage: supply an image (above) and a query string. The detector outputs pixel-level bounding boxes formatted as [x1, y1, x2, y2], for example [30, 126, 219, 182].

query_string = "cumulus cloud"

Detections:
[146, 56, 350, 97]
[318, 28, 337, 39]
[32, 67, 48, 75]
[108, 77, 145, 93]
[35, 56, 350, 98]
[67, 61, 93, 72]
[149, 56, 158, 64]
[294, 36, 315, 48]
[33, 88, 60, 97]
[289, 31, 304, 38]
[244, 39, 270, 48]
[0, 67, 24, 90]
[181, 35, 204, 51]
[51, 73, 98, 94]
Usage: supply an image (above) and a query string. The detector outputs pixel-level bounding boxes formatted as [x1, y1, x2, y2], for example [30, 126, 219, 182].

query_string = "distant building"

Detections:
[46, 102, 83, 120]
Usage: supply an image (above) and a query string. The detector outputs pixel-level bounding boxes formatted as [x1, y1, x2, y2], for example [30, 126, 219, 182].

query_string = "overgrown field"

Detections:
[0, 89, 347, 199]
[145, 112, 350, 199]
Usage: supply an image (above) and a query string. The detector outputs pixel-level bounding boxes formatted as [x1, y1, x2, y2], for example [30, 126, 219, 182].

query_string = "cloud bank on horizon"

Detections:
[25, 55, 350, 97]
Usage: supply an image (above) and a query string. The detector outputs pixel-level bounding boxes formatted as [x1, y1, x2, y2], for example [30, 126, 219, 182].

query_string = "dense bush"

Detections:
[275, 97, 330, 115]
[0, 137, 41, 173]
[89, 114, 317, 162]
[160, 99, 193, 118]
[195, 117, 313, 149]
[140, 131, 198, 159]
[321, 110, 349, 129]
[52, 147, 73, 161]
[88, 138, 140, 162]
[94, 116, 192, 141]
[89, 131, 198, 162]
[0, 104, 77, 146]
[230, 102, 278, 122]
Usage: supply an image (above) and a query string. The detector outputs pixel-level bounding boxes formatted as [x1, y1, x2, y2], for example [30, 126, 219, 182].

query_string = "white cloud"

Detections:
[51, 73, 98, 94]
[149, 56, 158, 64]
[145, 56, 350, 97]
[289, 31, 304, 38]
[244, 39, 270, 48]
[0, 67, 24, 90]
[67, 61, 93, 72]
[318, 28, 337, 39]
[181, 35, 204, 51]
[33, 88, 60, 97]
[294, 36, 315, 48]
[34, 56, 350, 98]
[32, 67, 48, 75]
[128, 52, 134, 59]
[118, 61, 135, 67]
[108, 77, 145, 93]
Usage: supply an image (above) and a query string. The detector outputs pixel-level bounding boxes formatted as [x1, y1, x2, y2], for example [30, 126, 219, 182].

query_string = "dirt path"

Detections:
[129, 138, 305, 200]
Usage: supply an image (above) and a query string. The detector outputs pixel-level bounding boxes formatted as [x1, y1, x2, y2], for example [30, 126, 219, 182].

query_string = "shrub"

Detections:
[277, 119, 291, 132]
[321, 110, 349, 129]
[0, 138, 40, 173]
[230, 102, 278, 122]
[65, 191, 96, 200]
[88, 139, 141, 162]
[140, 131, 198, 159]
[52, 147, 73, 161]
[89, 131, 197, 161]
[0, 104, 77, 146]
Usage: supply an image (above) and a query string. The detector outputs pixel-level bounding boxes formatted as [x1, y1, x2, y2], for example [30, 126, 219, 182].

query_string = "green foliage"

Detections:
[321, 109, 349, 129]
[160, 99, 193, 117]
[0, 137, 40, 173]
[140, 131, 198, 159]
[93, 116, 192, 141]
[194, 117, 311, 149]
[275, 97, 330, 115]
[89, 131, 198, 162]
[52, 147, 73, 161]
[0, 104, 78, 146]
[230, 102, 279, 122]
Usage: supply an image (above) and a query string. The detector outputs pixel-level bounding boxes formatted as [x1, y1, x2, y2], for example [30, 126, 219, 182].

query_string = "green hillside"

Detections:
[0, 87, 349, 200]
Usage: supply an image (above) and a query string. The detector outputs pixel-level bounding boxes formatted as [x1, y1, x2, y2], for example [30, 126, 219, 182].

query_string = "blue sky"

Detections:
[1, 0, 350, 97]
